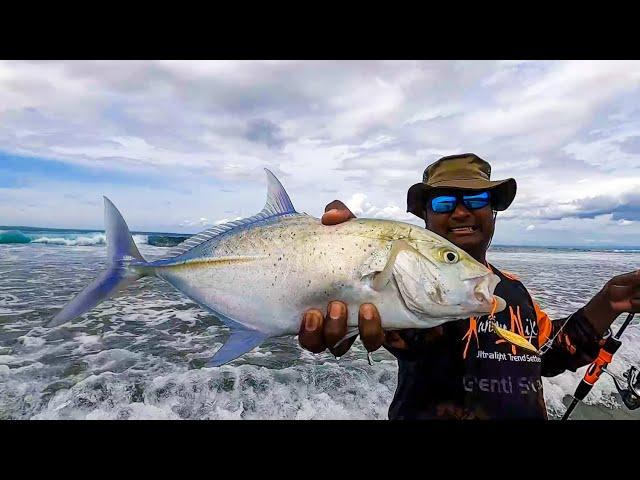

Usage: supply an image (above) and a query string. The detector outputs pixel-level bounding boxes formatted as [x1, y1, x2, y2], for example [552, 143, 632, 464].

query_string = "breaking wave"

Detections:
[30, 233, 149, 246]
[0, 228, 186, 248]
[30, 233, 108, 246]
[0, 231, 149, 247]
[0, 230, 31, 244]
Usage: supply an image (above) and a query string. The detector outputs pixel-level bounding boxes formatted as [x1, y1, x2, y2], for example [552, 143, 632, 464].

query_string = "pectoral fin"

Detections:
[372, 240, 421, 291]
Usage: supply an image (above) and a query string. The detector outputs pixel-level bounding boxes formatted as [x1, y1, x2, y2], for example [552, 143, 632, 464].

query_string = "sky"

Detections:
[1, 60, 640, 247]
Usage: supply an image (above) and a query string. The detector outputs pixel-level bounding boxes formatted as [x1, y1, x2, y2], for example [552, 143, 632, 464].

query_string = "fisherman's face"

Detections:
[424, 188, 495, 260]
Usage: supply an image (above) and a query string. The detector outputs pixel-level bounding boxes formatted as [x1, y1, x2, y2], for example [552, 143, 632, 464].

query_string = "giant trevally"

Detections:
[48, 170, 514, 366]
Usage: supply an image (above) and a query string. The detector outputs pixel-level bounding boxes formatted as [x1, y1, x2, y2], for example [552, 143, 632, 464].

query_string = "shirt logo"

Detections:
[462, 305, 538, 360]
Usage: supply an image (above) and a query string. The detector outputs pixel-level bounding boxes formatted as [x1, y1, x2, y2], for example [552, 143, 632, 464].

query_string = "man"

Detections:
[298, 153, 640, 419]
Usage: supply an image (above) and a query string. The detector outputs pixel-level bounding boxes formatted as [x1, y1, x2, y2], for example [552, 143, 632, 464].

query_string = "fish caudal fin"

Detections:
[48, 197, 148, 327]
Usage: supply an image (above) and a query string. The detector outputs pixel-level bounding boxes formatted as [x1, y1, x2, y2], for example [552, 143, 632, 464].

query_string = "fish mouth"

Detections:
[493, 295, 506, 314]
[472, 295, 506, 315]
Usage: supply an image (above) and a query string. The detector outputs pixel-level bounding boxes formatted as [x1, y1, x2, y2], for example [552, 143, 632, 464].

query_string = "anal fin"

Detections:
[206, 328, 268, 367]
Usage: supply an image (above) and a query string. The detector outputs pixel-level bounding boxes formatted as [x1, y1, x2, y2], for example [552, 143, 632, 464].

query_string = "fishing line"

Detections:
[538, 312, 575, 355]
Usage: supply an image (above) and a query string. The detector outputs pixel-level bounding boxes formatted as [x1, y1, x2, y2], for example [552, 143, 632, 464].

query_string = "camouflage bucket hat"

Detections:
[406, 153, 517, 218]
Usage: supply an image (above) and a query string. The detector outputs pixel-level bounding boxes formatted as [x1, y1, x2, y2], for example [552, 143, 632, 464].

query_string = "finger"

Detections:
[384, 331, 408, 350]
[298, 309, 326, 353]
[630, 298, 640, 312]
[321, 200, 356, 226]
[609, 294, 640, 314]
[324, 301, 350, 356]
[322, 209, 356, 226]
[359, 303, 385, 352]
[324, 199, 352, 213]
[608, 284, 635, 302]
[608, 270, 640, 286]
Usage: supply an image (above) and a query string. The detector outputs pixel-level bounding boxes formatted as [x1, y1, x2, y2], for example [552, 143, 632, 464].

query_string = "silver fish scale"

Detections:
[151, 215, 497, 337]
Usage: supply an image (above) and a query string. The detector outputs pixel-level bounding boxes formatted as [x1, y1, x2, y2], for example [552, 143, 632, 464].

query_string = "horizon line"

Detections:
[2, 224, 640, 250]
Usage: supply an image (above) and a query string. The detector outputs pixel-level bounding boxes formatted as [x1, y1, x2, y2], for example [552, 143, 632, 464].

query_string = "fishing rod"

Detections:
[561, 312, 640, 420]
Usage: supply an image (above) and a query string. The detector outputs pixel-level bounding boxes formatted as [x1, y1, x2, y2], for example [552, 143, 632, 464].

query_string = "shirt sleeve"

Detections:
[535, 303, 606, 377]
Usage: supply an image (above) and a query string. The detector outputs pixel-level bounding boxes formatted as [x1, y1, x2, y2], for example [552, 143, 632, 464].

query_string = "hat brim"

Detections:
[407, 178, 517, 218]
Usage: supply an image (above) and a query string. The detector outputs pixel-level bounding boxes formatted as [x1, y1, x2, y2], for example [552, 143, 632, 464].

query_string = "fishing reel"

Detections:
[607, 365, 640, 410]
[562, 312, 640, 420]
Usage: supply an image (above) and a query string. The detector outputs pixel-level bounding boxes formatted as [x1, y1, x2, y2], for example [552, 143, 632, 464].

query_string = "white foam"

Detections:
[247, 351, 273, 358]
[28, 233, 148, 247]
[84, 349, 142, 374]
[85, 403, 180, 420]
[31, 233, 107, 246]
[4, 244, 640, 420]
[75, 334, 101, 345]
[17, 336, 46, 348]
[24, 361, 396, 420]
[132, 235, 149, 246]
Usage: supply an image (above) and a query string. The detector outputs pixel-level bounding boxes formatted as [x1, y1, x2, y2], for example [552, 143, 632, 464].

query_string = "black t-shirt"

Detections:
[386, 265, 604, 420]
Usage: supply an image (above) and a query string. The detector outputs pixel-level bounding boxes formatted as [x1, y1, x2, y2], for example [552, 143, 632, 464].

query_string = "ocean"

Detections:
[1, 226, 639, 420]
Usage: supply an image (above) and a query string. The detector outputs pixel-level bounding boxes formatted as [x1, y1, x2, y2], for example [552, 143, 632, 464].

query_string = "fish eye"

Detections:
[443, 250, 459, 264]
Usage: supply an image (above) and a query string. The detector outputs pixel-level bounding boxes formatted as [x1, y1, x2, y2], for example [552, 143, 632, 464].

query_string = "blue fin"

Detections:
[48, 197, 148, 327]
[206, 328, 268, 367]
[262, 168, 296, 216]
[165, 168, 298, 258]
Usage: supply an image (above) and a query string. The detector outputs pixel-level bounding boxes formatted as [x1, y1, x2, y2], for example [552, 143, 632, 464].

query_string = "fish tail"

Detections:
[47, 197, 150, 327]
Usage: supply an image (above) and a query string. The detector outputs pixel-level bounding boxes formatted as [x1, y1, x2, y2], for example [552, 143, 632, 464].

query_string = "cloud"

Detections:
[462, 61, 640, 152]
[244, 119, 285, 149]
[541, 190, 640, 222]
[179, 217, 212, 229]
[570, 194, 638, 220]
[1, 60, 640, 247]
[344, 193, 421, 225]
[563, 116, 640, 170]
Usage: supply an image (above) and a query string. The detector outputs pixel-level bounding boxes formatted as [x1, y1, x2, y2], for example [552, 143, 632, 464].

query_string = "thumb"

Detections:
[324, 199, 353, 213]
[608, 270, 640, 286]
[608, 284, 634, 302]
[321, 200, 356, 226]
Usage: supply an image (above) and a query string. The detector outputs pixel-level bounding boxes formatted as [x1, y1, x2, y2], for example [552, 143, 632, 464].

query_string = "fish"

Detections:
[48, 169, 513, 366]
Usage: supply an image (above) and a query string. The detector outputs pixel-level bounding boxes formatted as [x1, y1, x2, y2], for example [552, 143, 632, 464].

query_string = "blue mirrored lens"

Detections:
[431, 195, 457, 213]
[463, 191, 490, 210]
[430, 191, 490, 213]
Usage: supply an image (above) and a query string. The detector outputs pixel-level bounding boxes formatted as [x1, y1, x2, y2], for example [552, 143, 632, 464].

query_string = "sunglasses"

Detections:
[429, 191, 491, 214]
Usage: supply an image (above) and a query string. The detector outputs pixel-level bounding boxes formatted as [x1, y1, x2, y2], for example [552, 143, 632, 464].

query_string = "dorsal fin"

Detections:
[163, 169, 298, 258]
[262, 168, 296, 216]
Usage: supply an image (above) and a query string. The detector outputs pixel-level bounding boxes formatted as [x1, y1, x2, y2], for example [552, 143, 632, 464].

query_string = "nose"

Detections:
[451, 201, 472, 220]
